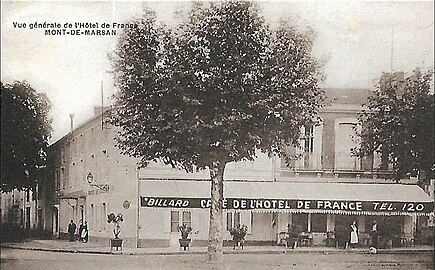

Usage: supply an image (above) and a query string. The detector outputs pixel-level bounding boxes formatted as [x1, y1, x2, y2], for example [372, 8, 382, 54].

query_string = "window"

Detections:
[102, 203, 107, 231]
[303, 125, 314, 154]
[61, 168, 66, 189]
[182, 211, 191, 227]
[296, 124, 322, 170]
[170, 211, 179, 232]
[71, 138, 77, 156]
[335, 120, 361, 170]
[55, 170, 61, 190]
[170, 210, 192, 232]
[90, 204, 94, 231]
[61, 146, 66, 164]
[79, 134, 84, 153]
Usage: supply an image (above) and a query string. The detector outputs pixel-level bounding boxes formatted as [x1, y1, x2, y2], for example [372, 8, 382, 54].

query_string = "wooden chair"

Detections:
[277, 232, 289, 247]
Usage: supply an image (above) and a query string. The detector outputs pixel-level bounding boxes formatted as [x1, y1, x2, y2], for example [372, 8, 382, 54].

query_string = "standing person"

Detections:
[67, 220, 77, 242]
[349, 220, 359, 248]
[81, 221, 89, 243]
[371, 220, 378, 249]
[78, 220, 84, 242]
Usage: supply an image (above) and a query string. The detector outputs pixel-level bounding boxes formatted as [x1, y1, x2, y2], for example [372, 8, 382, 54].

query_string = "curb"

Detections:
[1, 245, 433, 256]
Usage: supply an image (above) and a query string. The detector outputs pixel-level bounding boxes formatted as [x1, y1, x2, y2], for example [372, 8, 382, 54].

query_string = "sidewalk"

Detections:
[1, 239, 433, 256]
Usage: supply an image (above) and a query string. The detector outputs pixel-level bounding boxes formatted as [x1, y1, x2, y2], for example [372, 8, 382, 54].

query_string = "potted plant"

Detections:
[229, 225, 248, 249]
[107, 213, 123, 251]
[286, 224, 302, 249]
[178, 224, 193, 251]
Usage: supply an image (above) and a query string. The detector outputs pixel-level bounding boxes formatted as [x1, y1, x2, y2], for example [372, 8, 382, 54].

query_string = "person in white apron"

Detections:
[81, 221, 89, 243]
[349, 220, 359, 248]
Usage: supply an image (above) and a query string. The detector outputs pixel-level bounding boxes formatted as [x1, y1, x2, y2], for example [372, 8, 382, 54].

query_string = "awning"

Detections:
[139, 180, 434, 216]
[56, 189, 86, 199]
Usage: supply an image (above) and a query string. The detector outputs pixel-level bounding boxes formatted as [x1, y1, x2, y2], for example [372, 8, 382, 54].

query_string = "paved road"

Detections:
[1, 248, 433, 270]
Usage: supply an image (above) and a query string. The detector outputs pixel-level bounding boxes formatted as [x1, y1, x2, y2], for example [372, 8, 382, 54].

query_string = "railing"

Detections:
[276, 168, 395, 180]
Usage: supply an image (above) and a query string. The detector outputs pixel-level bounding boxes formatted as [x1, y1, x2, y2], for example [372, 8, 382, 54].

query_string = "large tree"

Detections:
[1, 81, 52, 192]
[356, 69, 434, 184]
[110, 1, 323, 263]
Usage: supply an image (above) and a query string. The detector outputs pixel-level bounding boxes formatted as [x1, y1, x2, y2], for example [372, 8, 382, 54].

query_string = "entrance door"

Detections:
[271, 213, 279, 242]
[53, 205, 59, 235]
[26, 207, 31, 229]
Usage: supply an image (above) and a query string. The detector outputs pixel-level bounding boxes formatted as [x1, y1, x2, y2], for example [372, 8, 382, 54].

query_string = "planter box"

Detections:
[110, 238, 123, 251]
[179, 239, 191, 251]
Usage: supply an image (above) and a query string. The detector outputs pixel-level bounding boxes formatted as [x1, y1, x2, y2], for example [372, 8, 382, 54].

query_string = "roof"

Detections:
[322, 88, 372, 105]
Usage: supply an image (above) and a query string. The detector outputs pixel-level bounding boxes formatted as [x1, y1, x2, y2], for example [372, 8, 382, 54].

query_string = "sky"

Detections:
[1, 1, 434, 142]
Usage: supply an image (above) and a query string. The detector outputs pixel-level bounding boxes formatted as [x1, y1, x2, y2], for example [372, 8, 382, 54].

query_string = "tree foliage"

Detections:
[110, 1, 323, 170]
[1, 81, 52, 192]
[109, 1, 324, 262]
[356, 69, 434, 184]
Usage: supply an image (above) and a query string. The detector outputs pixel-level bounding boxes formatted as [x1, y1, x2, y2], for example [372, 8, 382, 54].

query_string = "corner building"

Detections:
[48, 89, 433, 248]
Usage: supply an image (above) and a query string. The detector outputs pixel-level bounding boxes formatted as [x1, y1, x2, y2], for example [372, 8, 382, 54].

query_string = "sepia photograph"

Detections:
[1, 1, 434, 269]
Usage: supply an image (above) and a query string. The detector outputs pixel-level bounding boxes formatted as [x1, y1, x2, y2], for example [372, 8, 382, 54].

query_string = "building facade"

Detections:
[47, 89, 433, 248]
[0, 178, 54, 236]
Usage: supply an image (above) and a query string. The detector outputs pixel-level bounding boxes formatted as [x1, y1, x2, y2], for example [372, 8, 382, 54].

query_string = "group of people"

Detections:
[67, 220, 89, 243]
[347, 220, 379, 249]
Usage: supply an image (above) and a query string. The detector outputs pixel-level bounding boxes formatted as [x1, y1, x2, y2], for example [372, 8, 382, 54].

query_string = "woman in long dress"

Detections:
[81, 221, 89, 243]
[349, 220, 358, 248]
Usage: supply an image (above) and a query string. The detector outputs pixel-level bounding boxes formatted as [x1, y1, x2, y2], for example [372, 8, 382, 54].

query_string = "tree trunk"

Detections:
[207, 161, 226, 263]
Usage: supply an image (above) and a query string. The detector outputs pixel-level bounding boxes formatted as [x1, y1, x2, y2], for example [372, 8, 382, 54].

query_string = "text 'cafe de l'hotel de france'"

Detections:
[4, 88, 433, 248]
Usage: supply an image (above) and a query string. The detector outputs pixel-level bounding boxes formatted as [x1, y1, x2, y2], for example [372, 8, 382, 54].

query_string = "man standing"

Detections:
[371, 220, 378, 248]
[68, 220, 77, 242]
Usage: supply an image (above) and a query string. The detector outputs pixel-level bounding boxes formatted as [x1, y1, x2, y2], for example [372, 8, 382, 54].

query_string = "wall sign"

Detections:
[140, 196, 434, 213]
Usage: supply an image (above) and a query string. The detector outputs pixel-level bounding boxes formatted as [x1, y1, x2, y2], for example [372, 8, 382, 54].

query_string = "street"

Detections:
[1, 248, 433, 270]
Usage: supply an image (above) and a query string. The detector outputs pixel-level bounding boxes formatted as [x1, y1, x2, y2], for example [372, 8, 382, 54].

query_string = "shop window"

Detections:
[292, 213, 308, 231]
[311, 214, 327, 232]
[170, 210, 192, 232]
[226, 212, 241, 231]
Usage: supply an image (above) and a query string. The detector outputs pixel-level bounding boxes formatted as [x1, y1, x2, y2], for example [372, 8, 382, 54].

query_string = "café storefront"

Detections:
[138, 180, 433, 247]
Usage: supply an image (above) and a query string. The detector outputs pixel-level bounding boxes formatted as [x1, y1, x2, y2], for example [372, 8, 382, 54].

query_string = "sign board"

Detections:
[140, 197, 434, 213]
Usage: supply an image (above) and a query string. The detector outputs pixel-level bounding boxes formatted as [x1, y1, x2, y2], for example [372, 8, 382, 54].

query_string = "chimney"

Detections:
[69, 114, 75, 132]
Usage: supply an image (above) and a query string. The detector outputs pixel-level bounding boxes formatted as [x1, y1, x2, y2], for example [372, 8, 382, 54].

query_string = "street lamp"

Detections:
[86, 172, 109, 192]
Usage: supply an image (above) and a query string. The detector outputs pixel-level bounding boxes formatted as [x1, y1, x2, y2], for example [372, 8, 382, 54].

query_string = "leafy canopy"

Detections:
[356, 69, 434, 183]
[1, 81, 52, 192]
[110, 1, 324, 171]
